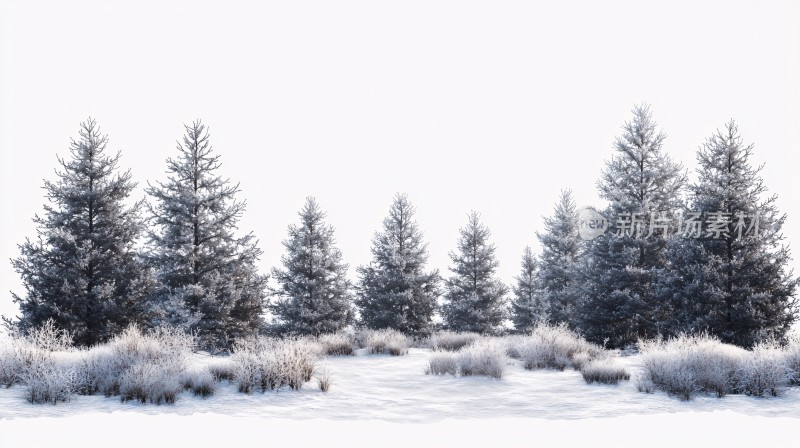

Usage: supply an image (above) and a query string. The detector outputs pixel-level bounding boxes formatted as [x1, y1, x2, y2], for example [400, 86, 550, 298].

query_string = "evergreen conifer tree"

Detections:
[510, 246, 542, 333]
[355, 194, 440, 337]
[656, 121, 797, 346]
[270, 197, 353, 335]
[576, 105, 686, 347]
[536, 190, 581, 326]
[146, 121, 267, 350]
[442, 212, 508, 334]
[7, 119, 151, 346]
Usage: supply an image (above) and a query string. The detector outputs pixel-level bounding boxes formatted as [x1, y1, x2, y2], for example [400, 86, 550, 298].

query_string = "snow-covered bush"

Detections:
[76, 326, 193, 401]
[425, 351, 458, 375]
[182, 367, 216, 397]
[638, 333, 789, 400]
[580, 359, 630, 384]
[208, 358, 236, 381]
[231, 337, 318, 393]
[507, 322, 603, 371]
[784, 335, 800, 385]
[315, 364, 332, 392]
[9, 320, 79, 404]
[735, 341, 790, 397]
[318, 332, 355, 356]
[119, 362, 183, 404]
[361, 329, 409, 356]
[428, 331, 481, 352]
[0, 333, 20, 387]
[457, 340, 506, 379]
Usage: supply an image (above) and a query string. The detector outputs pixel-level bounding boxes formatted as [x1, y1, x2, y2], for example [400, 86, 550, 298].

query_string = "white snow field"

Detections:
[2, 348, 799, 447]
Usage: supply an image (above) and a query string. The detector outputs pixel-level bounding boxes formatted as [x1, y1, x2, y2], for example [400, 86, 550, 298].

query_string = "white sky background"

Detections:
[1, 0, 798, 323]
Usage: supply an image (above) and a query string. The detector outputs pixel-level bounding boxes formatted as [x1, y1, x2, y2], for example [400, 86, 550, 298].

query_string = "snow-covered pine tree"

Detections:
[442, 211, 508, 334]
[576, 104, 686, 347]
[536, 189, 581, 326]
[270, 197, 353, 335]
[355, 194, 441, 337]
[656, 120, 797, 346]
[6, 119, 152, 346]
[510, 246, 543, 333]
[146, 121, 267, 351]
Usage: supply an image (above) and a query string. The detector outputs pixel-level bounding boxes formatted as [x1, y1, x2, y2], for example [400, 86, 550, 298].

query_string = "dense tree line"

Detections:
[5, 108, 797, 350]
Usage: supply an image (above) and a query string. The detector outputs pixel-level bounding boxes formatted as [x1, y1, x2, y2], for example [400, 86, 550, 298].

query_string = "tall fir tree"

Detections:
[356, 194, 441, 337]
[576, 104, 686, 347]
[270, 197, 353, 335]
[656, 121, 797, 346]
[536, 189, 581, 326]
[6, 119, 152, 346]
[442, 212, 508, 334]
[510, 246, 543, 333]
[146, 121, 267, 351]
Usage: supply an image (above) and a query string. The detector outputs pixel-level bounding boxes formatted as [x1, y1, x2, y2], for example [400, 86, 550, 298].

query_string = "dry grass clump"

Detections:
[506, 323, 605, 371]
[457, 340, 507, 379]
[428, 331, 481, 352]
[182, 367, 216, 397]
[638, 333, 791, 400]
[317, 332, 355, 356]
[580, 358, 631, 384]
[315, 364, 333, 392]
[424, 351, 459, 376]
[208, 358, 236, 382]
[231, 336, 317, 393]
[360, 329, 409, 356]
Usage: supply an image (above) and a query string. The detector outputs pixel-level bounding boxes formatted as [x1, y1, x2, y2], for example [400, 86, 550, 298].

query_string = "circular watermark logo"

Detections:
[578, 207, 609, 240]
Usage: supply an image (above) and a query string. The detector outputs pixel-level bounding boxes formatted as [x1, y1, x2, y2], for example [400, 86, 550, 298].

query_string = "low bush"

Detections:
[208, 358, 236, 381]
[507, 323, 604, 371]
[457, 340, 506, 379]
[182, 368, 216, 397]
[119, 362, 182, 405]
[735, 341, 790, 397]
[784, 335, 800, 385]
[425, 351, 458, 376]
[0, 334, 20, 387]
[580, 359, 630, 384]
[315, 364, 332, 392]
[231, 337, 318, 393]
[638, 334, 791, 400]
[428, 331, 481, 352]
[361, 329, 409, 356]
[317, 332, 355, 356]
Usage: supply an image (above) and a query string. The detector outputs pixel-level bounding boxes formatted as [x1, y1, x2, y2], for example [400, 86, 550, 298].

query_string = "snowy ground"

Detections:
[2, 348, 799, 447]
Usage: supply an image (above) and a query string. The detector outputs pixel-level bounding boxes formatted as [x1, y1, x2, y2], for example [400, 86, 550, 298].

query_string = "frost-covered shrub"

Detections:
[9, 321, 80, 404]
[457, 340, 506, 379]
[637, 333, 789, 400]
[315, 364, 332, 392]
[361, 329, 409, 356]
[119, 363, 183, 404]
[231, 337, 317, 393]
[0, 334, 20, 387]
[428, 331, 481, 352]
[425, 351, 458, 375]
[208, 358, 236, 381]
[735, 341, 790, 397]
[508, 323, 603, 371]
[639, 336, 706, 400]
[580, 359, 630, 384]
[318, 332, 355, 356]
[784, 335, 800, 385]
[182, 368, 216, 397]
[76, 326, 193, 401]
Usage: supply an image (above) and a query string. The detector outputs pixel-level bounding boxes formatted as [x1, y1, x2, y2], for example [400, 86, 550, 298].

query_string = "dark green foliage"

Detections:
[356, 194, 441, 337]
[270, 197, 354, 335]
[7, 119, 151, 346]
